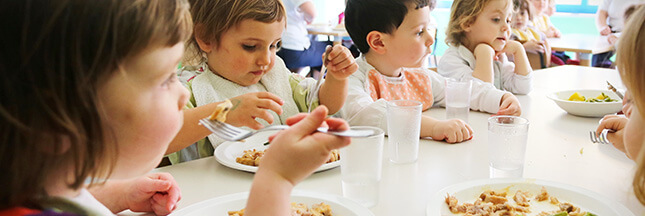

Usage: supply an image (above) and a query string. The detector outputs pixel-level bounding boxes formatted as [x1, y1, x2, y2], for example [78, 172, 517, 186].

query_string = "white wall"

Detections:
[312, 0, 346, 25]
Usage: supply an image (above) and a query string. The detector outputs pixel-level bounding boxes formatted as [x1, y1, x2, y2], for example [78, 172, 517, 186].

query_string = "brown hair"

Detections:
[625, 4, 644, 21]
[0, 0, 192, 209]
[183, 0, 286, 65]
[446, 0, 511, 47]
[616, 6, 645, 205]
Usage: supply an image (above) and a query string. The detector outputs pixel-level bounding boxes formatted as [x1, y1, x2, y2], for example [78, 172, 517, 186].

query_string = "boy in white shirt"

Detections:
[342, 0, 521, 143]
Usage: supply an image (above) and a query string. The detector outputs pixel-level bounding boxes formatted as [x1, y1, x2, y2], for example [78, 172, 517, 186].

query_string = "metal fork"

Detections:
[589, 130, 611, 144]
[199, 118, 376, 141]
[307, 46, 332, 112]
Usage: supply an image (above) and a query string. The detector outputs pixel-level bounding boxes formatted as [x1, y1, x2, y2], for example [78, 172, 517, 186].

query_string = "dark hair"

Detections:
[345, 0, 431, 54]
[625, 4, 644, 21]
[514, 0, 531, 20]
[0, 0, 192, 209]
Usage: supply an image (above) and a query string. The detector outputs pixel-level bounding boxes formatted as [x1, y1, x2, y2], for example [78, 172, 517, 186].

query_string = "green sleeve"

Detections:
[290, 74, 319, 112]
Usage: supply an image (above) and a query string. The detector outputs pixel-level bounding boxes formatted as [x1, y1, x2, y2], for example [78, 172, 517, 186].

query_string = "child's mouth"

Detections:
[250, 70, 264, 76]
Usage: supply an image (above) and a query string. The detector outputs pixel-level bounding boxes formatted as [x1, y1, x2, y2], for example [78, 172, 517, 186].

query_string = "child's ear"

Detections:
[461, 22, 472, 33]
[366, 31, 387, 54]
[194, 24, 214, 53]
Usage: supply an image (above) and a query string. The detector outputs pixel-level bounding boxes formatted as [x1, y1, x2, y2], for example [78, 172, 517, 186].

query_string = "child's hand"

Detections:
[596, 115, 628, 153]
[607, 34, 619, 45]
[523, 41, 545, 54]
[497, 93, 521, 116]
[474, 43, 496, 59]
[260, 106, 350, 185]
[226, 92, 284, 130]
[324, 44, 358, 81]
[599, 25, 612, 36]
[430, 119, 473, 143]
[123, 172, 181, 215]
[501, 40, 525, 57]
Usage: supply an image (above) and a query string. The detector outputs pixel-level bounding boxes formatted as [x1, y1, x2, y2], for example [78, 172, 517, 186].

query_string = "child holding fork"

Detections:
[169, 0, 358, 163]
[0, 0, 351, 215]
[601, 6, 645, 204]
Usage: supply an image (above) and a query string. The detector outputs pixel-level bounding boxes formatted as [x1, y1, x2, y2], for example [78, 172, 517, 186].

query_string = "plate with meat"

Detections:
[426, 178, 634, 216]
[214, 129, 341, 173]
[169, 190, 374, 216]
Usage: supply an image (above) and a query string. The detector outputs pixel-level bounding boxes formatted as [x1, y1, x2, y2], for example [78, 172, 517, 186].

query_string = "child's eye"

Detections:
[270, 41, 282, 50]
[162, 73, 178, 87]
[417, 29, 425, 36]
[492, 18, 501, 23]
[242, 44, 256, 51]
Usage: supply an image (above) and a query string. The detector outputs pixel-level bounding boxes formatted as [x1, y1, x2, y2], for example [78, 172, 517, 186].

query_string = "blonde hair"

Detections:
[183, 0, 286, 65]
[0, 0, 191, 209]
[446, 0, 510, 47]
[617, 6, 645, 205]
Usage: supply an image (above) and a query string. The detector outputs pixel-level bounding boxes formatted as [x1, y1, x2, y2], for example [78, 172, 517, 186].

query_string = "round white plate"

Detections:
[427, 178, 634, 216]
[214, 130, 340, 173]
[170, 191, 374, 216]
[547, 89, 622, 117]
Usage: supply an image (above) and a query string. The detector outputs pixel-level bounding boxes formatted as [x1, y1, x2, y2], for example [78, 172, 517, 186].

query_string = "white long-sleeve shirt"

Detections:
[438, 45, 532, 95]
[339, 56, 508, 132]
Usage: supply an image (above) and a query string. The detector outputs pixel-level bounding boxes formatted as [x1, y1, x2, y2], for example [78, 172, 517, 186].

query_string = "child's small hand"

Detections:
[523, 41, 545, 54]
[608, 34, 619, 46]
[599, 25, 612, 36]
[324, 44, 358, 81]
[226, 92, 284, 130]
[260, 106, 350, 185]
[501, 40, 525, 57]
[474, 43, 496, 59]
[596, 115, 628, 153]
[124, 172, 181, 215]
[430, 119, 473, 143]
[497, 93, 521, 116]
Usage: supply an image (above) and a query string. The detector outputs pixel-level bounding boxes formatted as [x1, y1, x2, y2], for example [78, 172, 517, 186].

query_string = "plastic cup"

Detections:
[445, 78, 472, 122]
[340, 126, 384, 207]
[386, 100, 422, 164]
[487, 116, 529, 178]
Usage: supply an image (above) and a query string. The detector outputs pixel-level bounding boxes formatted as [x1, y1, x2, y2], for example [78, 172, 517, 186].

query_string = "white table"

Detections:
[155, 65, 644, 215]
[547, 34, 614, 67]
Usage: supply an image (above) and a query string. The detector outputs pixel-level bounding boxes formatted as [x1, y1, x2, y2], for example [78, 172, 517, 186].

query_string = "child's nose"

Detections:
[177, 85, 190, 110]
[257, 49, 271, 67]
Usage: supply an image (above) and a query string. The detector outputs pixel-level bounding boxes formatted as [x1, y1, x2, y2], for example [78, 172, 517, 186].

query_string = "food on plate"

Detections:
[236, 149, 340, 167]
[445, 187, 597, 216]
[228, 202, 332, 216]
[208, 99, 233, 122]
[567, 92, 618, 103]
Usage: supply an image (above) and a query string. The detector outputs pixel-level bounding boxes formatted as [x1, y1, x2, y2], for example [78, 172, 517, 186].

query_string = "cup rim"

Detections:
[386, 99, 422, 107]
[348, 126, 385, 138]
[487, 115, 529, 126]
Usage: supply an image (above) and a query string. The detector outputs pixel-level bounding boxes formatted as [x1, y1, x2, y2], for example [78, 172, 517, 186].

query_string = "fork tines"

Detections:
[199, 118, 245, 141]
[589, 130, 610, 144]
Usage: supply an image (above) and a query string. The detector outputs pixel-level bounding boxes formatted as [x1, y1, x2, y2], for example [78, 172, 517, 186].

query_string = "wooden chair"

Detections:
[527, 52, 548, 70]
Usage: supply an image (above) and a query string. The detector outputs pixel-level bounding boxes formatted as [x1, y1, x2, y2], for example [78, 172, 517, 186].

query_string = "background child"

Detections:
[170, 0, 358, 163]
[0, 0, 350, 215]
[603, 6, 645, 204]
[439, 0, 533, 95]
[530, 0, 561, 38]
[510, 0, 557, 67]
[343, 0, 521, 143]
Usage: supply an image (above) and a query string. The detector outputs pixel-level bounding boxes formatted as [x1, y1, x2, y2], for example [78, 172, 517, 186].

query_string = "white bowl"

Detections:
[547, 89, 622, 117]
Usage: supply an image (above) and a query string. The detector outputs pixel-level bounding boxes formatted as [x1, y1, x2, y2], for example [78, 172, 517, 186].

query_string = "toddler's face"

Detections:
[99, 42, 189, 178]
[464, 0, 512, 51]
[530, 0, 547, 14]
[206, 19, 285, 87]
[383, 5, 435, 68]
[512, 9, 529, 30]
